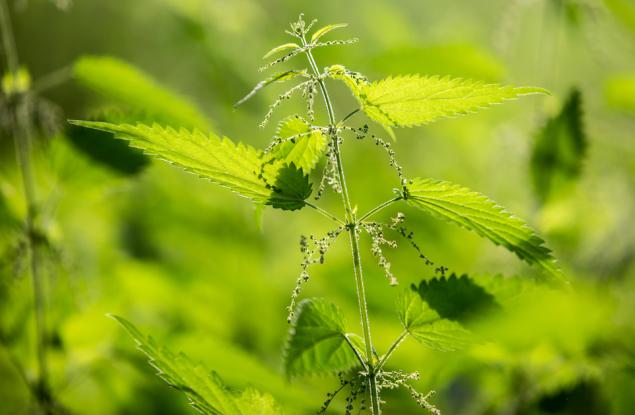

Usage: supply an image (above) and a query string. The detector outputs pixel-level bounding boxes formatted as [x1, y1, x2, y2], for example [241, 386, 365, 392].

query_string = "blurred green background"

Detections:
[1, 0, 635, 413]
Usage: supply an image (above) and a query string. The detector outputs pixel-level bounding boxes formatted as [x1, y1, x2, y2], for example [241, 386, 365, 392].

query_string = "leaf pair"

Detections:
[111, 316, 283, 415]
[67, 121, 316, 211]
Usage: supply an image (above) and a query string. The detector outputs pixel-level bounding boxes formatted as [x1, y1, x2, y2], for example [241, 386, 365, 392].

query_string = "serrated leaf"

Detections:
[235, 70, 307, 107]
[110, 315, 283, 415]
[397, 290, 474, 352]
[284, 298, 360, 377]
[310, 23, 348, 43]
[68, 121, 311, 210]
[263, 43, 300, 59]
[74, 56, 211, 130]
[531, 88, 586, 202]
[271, 116, 328, 173]
[405, 178, 563, 281]
[337, 73, 547, 128]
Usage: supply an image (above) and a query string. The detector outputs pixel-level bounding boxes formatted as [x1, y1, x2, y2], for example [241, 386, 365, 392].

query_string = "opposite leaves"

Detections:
[404, 178, 563, 281]
[284, 298, 361, 377]
[335, 72, 547, 128]
[68, 121, 311, 210]
[397, 290, 473, 352]
[110, 315, 282, 415]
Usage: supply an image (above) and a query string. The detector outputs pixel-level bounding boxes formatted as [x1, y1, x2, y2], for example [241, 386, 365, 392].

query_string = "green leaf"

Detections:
[397, 290, 474, 352]
[235, 70, 308, 107]
[337, 73, 547, 128]
[531, 89, 586, 202]
[74, 56, 211, 130]
[271, 116, 328, 173]
[284, 298, 360, 377]
[404, 178, 563, 281]
[414, 274, 501, 325]
[263, 43, 300, 59]
[110, 315, 283, 415]
[310, 23, 348, 43]
[68, 121, 311, 210]
[606, 75, 635, 114]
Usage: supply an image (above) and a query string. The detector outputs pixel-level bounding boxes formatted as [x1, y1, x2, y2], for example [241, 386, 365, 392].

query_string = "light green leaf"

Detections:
[263, 43, 300, 59]
[310, 23, 348, 43]
[531, 89, 586, 202]
[284, 298, 360, 377]
[110, 315, 283, 415]
[68, 121, 311, 210]
[337, 73, 547, 128]
[74, 56, 211, 130]
[606, 75, 635, 114]
[235, 70, 308, 107]
[271, 116, 328, 173]
[404, 178, 563, 281]
[397, 290, 474, 352]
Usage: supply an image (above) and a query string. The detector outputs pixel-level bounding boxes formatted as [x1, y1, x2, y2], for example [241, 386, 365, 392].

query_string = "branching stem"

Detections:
[301, 34, 382, 415]
[359, 197, 402, 223]
[304, 202, 345, 225]
[376, 330, 409, 371]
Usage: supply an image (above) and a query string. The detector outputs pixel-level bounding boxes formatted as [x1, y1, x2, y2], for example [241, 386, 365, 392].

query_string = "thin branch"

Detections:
[304, 201, 345, 225]
[344, 334, 369, 372]
[376, 330, 409, 371]
[339, 108, 360, 125]
[358, 197, 402, 223]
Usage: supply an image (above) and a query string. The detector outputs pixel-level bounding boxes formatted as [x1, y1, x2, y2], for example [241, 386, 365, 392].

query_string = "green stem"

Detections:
[0, 1, 51, 411]
[302, 36, 381, 415]
[358, 196, 402, 223]
[304, 201, 345, 225]
[376, 330, 409, 371]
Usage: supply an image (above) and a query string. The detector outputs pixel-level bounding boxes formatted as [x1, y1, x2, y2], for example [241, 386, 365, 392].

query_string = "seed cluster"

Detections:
[286, 228, 344, 323]
[362, 222, 398, 286]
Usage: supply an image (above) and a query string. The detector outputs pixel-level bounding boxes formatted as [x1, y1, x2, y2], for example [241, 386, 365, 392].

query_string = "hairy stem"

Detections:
[376, 330, 409, 371]
[302, 36, 382, 415]
[358, 196, 402, 223]
[304, 201, 345, 225]
[0, 0, 51, 411]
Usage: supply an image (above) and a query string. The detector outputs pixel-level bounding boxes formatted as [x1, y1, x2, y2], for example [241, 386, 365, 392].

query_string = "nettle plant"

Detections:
[72, 15, 564, 415]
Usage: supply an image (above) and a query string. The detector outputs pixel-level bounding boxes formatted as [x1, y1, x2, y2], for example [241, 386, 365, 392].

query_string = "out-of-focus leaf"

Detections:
[604, 0, 635, 34]
[397, 289, 474, 352]
[74, 56, 211, 130]
[284, 298, 360, 377]
[68, 121, 311, 210]
[414, 274, 501, 324]
[310, 23, 348, 43]
[404, 178, 563, 281]
[531, 89, 586, 202]
[368, 44, 506, 82]
[271, 116, 328, 173]
[606, 76, 635, 114]
[111, 315, 284, 415]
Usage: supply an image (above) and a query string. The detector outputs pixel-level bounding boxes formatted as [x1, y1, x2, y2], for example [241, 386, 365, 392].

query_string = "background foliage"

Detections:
[1, 0, 634, 413]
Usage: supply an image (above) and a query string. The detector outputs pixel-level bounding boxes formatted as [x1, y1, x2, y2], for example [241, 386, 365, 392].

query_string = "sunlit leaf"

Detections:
[110, 315, 283, 415]
[68, 121, 311, 210]
[606, 76, 635, 114]
[263, 43, 300, 59]
[74, 56, 211, 130]
[531, 89, 586, 202]
[271, 116, 328, 173]
[284, 298, 360, 377]
[235, 70, 308, 107]
[404, 178, 563, 281]
[336, 73, 547, 128]
[310, 23, 348, 43]
[397, 289, 474, 352]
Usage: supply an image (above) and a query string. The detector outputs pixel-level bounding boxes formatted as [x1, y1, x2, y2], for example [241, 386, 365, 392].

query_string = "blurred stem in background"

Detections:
[301, 33, 382, 414]
[0, 0, 52, 412]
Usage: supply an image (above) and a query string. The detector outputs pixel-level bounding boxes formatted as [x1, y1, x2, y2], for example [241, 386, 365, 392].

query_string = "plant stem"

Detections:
[358, 196, 402, 223]
[0, 1, 51, 412]
[376, 330, 409, 371]
[302, 36, 381, 415]
[304, 201, 345, 225]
